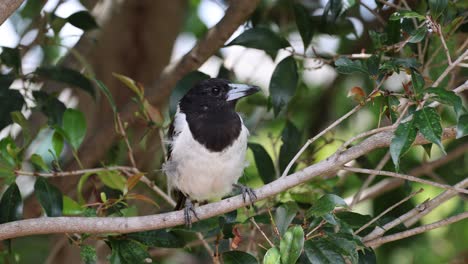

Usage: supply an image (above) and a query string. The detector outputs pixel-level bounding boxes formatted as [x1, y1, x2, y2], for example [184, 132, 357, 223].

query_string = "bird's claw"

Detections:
[233, 183, 257, 209]
[184, 199, 200, 228]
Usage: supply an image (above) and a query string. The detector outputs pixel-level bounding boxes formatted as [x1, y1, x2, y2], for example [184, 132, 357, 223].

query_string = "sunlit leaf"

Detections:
[274, 202, 299, 236]
[30, 154, 48, 171]
[52, 130, 64, 158]
[389, 11, 425, 20]
[34, 177, 63, 217]
[270, 56, 298, 116]
[96, 170, 126, 191]
[425, 87, 464, 117]
[63, 195, 84, 215]
[263, 247, 281, 264]
[306, 194, 348, 218]
[113, 72, 144, 99]
[280, 225, 304, 264]
[11, 111, 31, 145]
[62, 108, 87, 151]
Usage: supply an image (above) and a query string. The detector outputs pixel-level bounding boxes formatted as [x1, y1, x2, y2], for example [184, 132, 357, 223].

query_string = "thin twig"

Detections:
[250, 218, 275, 248]
[306, 219, 327, 238]
[433, 49, 468, 87]
[359, 0, 386, 25]
[354, 188, 424, 235]
[362, 177, 468, 241]
[350, 152, 391, 208]
[196, 232, 214, 258]
[364, 212, 468, 247]
[343, 167, 468, 194]
[281, 104, 363, 178]
[117, 114, 137, 168]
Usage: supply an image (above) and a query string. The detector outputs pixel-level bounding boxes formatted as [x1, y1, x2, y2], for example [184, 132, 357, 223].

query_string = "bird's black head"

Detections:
[180, 78, 260, 114]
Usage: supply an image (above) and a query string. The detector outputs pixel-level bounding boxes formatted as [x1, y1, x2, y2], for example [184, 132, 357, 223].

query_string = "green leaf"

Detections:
[0, 183, 22, 224]
[226, 27, 290, 58]
[0, 47, 21, 73]
[222, 251, 258, 264]
[279, 121, 302, 173]
[335, 57, 369, 75]
[96, 170, 126, 191]
[429, 0, 448, 19]
[11, 111, 31, 145]
[52, 130, 64, 158]
[62, 108, 87, 150]
[456, 114, 468, 139]
[94, 79, 117, 114]
[248, 143, 276, 184]
[389, 11, 425, 20]
[80, 245, 97, 264]
[294, 3, 314, 49]
[414, 108, 445, 153]
[34, 177, 63, 217]
[19, 0, 43, 18]
[425, 87, 464, 117]
[169, 71, 209, 116]
[35, 66, 95, 98]
[306, 194, 348, 218]
[280, 225, 304, 264]
[366, 55, 380, 76]
[325, 236, 359, 264]
[110, 239, 151, 264]
[67, 11, 98, 31]
[304, 239, 345, 264]
[335, 212, 373, 228]
[263, 247, 281, 264]
[274, 202, 299, 236]
[30, 154, 48, 171]
[0, 87, 24, 130]
[408, 26, 427, 43]
[33, 91, 66, 126]
[410, 69, 425, 96]
[390, 119, 417, 171]
[63, 195, 84, 215]
[270, 56, 298, 116]
[78, 172, 93, 204]
[127, 230, 185, 248]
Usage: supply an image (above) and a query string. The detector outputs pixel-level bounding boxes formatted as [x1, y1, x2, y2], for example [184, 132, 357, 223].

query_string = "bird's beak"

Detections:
[226, 83, 260, 101]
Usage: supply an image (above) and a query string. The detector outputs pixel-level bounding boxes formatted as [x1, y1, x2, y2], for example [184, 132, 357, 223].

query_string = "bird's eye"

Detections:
[212, 87, 220, 96]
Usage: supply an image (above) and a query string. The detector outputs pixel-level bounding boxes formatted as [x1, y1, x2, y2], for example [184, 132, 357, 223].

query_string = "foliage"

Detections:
[0, 0, 467, 263]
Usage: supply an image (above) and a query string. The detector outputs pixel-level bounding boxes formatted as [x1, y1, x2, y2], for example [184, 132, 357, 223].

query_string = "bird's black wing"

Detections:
[166, 119, 187, 210]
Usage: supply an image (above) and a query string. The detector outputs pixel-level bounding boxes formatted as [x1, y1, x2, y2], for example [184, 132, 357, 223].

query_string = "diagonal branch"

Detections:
[0, 0, 25, 26]
[0, 128, 457, 240]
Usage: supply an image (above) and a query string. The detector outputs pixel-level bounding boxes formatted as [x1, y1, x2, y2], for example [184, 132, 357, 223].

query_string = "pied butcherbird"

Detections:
[164, 78, 260, 227]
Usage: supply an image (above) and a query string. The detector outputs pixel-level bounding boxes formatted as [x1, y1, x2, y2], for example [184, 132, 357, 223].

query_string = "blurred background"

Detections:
[0, 0, 467, 263]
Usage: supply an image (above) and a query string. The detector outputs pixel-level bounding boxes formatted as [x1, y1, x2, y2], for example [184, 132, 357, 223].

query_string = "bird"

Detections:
[163, 78, 260, 227]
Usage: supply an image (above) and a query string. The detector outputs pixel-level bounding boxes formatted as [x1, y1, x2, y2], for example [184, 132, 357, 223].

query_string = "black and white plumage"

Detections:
[163, 78, 260, 226]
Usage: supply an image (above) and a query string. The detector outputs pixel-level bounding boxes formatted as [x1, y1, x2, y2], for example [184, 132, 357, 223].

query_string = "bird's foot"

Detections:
[184, 199, 200, 228]
[233, 183, 257, 209]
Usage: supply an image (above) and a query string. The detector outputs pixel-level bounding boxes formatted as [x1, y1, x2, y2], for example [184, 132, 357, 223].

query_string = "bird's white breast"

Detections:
[164, 110, 249, 201]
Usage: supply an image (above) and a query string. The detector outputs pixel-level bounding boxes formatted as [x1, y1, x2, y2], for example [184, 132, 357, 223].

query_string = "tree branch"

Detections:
[364, 212, 468, 248]
[0, 0, 25, 26]
[0, 128, 457, 240]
